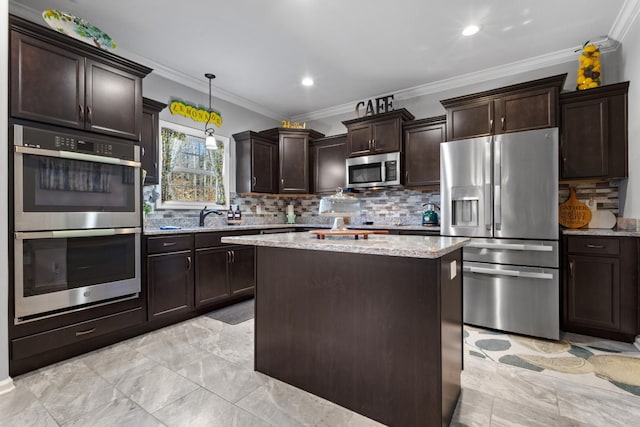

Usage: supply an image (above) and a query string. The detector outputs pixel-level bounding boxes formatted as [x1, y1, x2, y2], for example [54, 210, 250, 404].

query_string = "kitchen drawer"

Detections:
[567, 236, 620, 256]
[147, 234, 193, 254]
[12, 307, 144, 360]
[195, 230, 259, 248]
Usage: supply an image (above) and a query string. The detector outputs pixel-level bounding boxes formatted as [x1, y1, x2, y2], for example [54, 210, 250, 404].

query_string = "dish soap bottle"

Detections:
[227, 205, 234, 223]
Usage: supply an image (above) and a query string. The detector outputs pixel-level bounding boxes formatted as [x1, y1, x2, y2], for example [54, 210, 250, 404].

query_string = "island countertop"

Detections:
[221, 232, 469, 259]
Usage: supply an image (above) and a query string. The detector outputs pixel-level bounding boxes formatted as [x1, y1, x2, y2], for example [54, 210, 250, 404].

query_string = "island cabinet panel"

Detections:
[310, 134, 347, 194]
[563, 235, 637, 342]
[255, 246, 462, 427]
[342, 108, 415, 157]
[441, 74, 565, 141]
[560, 82, 628, 180]
[10, 16, 150, 141]
[228, 246, 256, 295]
[403, 116, 446, 187]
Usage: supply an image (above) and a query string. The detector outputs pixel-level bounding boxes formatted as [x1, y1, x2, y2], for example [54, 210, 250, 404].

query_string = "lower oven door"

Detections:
[14, 228, 141, 321]
[462, 261, 559, 340]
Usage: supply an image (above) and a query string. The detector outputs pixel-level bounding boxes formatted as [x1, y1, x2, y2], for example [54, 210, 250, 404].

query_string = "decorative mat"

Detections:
[206, 298, 254, 325]
[464, 326, 640, 396]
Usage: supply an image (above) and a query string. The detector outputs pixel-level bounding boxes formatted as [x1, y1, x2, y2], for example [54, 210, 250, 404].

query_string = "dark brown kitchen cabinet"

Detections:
[259, 128, 325, 194]
[342, 109, 415, 157]
[194, 232, 256, 308]
[310, 134, 347, 194]
[403, 116, 446, 187]
[10, 16, 150, 141]
[234, 131, 278, 193]
[440, 74, 566, 141]
[147, 235, 194, 320]
[559, 82, 629, 180]
[563, 235, 637, 342]
[141, 98, 166, 185]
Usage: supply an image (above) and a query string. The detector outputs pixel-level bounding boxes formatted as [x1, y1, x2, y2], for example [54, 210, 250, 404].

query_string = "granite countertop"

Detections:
[562, 228, 640, 237]
[144, 223, 441, 236]
[221, 233, 468, 259]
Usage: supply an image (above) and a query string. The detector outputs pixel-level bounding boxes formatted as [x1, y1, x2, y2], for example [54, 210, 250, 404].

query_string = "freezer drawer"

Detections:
[463, 261, 559, 340]
[463, 238, 559, 268]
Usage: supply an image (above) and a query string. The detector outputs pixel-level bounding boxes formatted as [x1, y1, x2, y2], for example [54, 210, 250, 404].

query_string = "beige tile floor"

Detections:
[1, 314, 639, 426]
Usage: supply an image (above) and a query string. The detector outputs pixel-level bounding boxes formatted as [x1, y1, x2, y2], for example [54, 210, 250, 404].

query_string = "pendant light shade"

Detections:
[204, 73, 218, 150]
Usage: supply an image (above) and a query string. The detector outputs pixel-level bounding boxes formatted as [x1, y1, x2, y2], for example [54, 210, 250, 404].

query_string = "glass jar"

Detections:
[577, 43, 602, 90]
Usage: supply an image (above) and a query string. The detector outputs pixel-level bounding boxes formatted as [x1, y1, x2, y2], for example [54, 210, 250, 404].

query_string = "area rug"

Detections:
[464, 325, 640, 396]
[206, 298, 254, 325]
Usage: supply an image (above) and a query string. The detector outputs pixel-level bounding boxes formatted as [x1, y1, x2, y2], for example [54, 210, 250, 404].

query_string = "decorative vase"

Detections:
[576, 43, 602, 90]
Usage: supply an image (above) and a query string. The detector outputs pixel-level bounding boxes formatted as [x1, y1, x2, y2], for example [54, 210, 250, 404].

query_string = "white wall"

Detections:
[620, 12, 640, 217]
[1, 2, 14, 392]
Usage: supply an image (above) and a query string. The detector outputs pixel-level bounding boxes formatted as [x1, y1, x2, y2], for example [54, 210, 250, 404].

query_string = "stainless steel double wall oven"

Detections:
[12, 124, 142, 322]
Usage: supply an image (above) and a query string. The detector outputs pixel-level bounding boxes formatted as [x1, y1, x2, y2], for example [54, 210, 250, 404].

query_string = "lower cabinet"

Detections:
[563, 235, 638, 342]
[147, 231, 256, 321]
[147, 234, 194, 320]
[195, 245, 255, 307]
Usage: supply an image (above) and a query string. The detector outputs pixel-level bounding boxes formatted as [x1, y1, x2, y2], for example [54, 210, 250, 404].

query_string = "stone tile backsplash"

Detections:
[144, 181, 622, 228]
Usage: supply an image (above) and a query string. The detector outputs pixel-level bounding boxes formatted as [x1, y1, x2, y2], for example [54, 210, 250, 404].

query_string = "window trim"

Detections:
[156, 120, 230, 210]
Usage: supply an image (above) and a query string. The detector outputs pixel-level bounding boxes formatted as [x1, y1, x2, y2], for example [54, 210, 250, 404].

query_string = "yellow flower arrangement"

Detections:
[576, 42, 601, 90]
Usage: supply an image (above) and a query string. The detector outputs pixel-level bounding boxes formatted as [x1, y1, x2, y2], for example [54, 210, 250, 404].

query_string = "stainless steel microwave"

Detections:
[346, 152, 401, 188]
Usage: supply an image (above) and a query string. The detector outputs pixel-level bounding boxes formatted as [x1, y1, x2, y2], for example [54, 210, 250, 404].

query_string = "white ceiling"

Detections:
[9, 0, 637, 121]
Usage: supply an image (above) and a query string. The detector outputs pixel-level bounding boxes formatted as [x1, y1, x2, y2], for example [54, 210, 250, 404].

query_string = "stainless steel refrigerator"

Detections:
[440, 127, 559, 340]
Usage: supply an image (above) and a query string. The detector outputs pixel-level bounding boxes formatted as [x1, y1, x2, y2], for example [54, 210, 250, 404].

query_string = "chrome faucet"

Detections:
[199, 206, 223, 226]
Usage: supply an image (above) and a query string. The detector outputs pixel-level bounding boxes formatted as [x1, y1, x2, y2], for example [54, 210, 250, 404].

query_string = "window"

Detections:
[157, 121, 229, 209]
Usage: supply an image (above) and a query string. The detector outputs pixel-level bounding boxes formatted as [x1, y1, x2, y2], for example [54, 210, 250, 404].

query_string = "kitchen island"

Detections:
[222, 232, 469, 427]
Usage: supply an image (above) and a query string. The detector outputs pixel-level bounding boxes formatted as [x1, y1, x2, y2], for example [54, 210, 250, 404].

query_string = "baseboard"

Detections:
[635, 336, 640, 351]
[0, 377, 15, 395]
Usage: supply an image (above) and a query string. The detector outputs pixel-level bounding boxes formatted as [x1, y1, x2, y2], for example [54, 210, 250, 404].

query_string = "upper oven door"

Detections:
[13, 125, 140, 231]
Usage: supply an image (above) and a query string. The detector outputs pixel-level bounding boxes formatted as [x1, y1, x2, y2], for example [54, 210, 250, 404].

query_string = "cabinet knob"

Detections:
[231, 250, 235, 264]
[501, 117, 505, 131]
[405, 171, 409, 181]
[489, 119, 494, 133]
[78, 104, 84, 121]
[252, 176, 257, 186]
[141, 147, 145, 156]
[87, 106, 93, 124]
[281, 178, 285, 185]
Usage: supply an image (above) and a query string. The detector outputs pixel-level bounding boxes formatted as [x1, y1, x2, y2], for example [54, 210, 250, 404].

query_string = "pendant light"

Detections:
[204, 73, 218, 150]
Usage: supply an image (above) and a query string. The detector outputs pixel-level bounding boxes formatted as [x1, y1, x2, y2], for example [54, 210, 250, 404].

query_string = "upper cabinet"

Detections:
[234, 131, 278, 194]
[259, 128, 325, 194]
[141, 98, 166, 185]
[440, 74, 566, 141]
[9, 15, 150, 141]
[560, 82, 629, 181]
[342, 109, 415, 157]
[310, 134, 347, 194]
[403, 116, 446, 188]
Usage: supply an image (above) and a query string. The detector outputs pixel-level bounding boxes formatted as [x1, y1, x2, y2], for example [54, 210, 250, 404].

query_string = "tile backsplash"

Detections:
[144, 181, 622, 228]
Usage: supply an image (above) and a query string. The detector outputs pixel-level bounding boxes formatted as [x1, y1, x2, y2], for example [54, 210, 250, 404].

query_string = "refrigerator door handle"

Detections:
[464, 266, 554, 280]
[466, 242, 553, 252]
[484, 139, 492, 231]
[494, 138, 502, 231]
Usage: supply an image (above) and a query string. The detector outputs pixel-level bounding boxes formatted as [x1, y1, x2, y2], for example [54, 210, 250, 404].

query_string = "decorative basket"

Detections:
[576, 42, 602, 90]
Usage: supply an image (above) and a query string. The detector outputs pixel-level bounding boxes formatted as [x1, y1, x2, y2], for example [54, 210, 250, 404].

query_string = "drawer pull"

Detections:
[162, 242, 177, 247]
[75, 328, 96, 337]
[586, 244, 604, 249]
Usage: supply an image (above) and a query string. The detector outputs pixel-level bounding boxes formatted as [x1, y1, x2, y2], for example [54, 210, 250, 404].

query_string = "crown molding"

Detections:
[609, 0, 640, 42]
[292, 37, 619, 123]
[7, 2, 283, 121]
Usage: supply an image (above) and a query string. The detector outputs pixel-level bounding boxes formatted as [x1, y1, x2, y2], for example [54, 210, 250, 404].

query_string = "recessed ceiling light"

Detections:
[301, 77, 314, 86]
[462, 25, 480, 36]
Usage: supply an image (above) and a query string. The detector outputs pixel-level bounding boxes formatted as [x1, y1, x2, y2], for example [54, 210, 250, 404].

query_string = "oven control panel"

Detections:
[15, 125, 136, 161]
